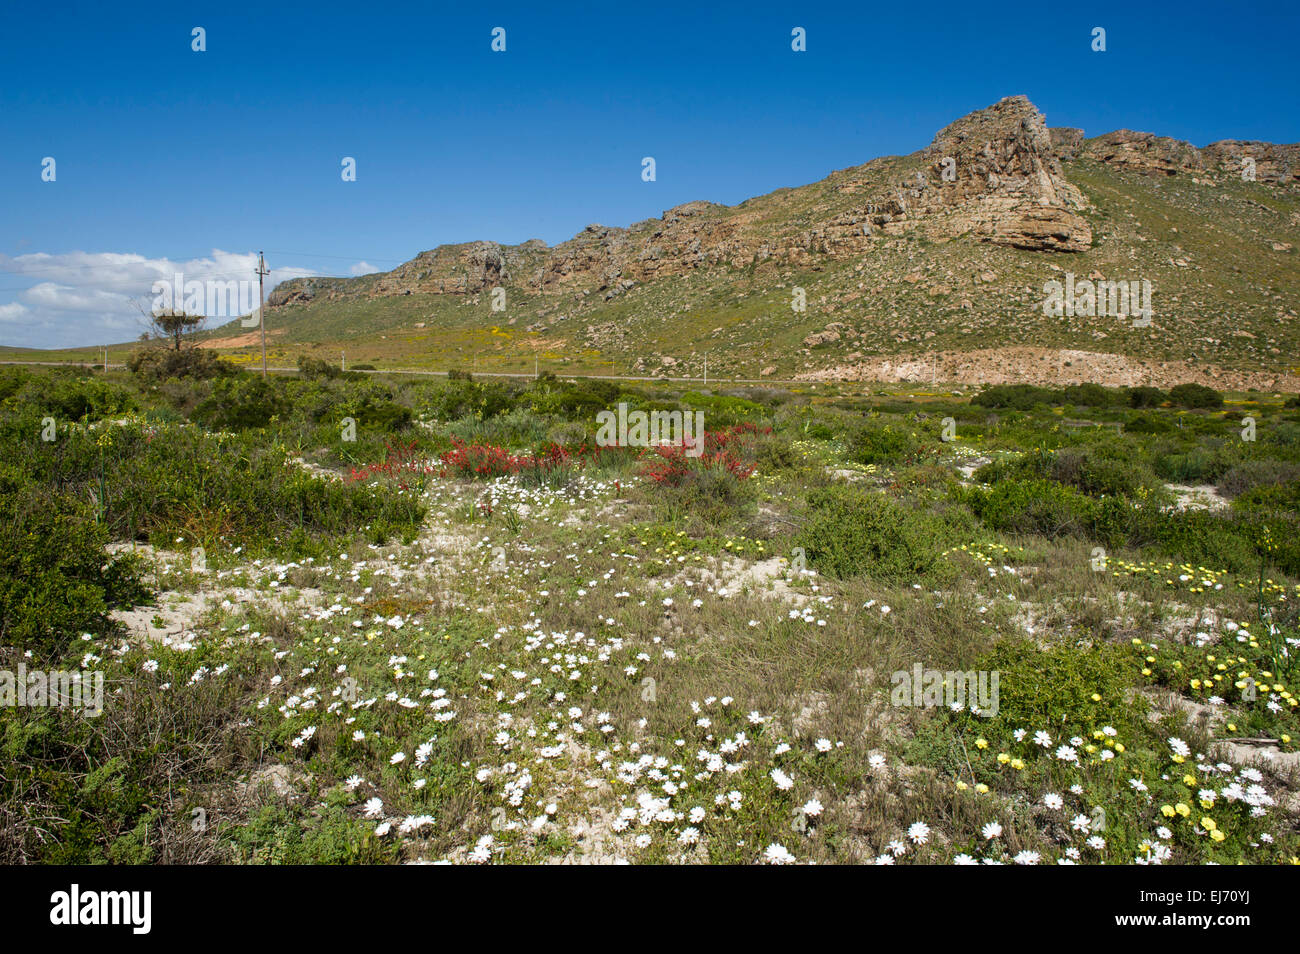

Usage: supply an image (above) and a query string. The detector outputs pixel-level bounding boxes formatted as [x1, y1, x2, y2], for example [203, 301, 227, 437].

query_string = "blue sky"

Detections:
[2, 0, 1297, 348]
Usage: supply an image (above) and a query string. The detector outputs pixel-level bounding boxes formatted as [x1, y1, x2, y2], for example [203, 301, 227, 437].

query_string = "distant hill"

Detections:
[212, 95, 1300, 390]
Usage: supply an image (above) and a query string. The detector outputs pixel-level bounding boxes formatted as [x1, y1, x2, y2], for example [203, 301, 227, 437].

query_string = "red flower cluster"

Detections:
[436, 438, 580, 478]
[347, 423, 765, 488]
[636, 424, 762, 485]
[346, 442, 434, 489]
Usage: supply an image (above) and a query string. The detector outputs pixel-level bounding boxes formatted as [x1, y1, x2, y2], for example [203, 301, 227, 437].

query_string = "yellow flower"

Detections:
[1175, 803, 1191, 817]
[975, 783, 989, 794]
[1201, 817, 1217, 831]
[1210, 829, 1225, 842]
[975, 738, 988, 749]
[1161, 804, 1176, 818]
[1010, 758, 1025, 770]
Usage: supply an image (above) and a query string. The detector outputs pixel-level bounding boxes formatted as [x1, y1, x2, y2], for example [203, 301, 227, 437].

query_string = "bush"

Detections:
[1168, 383, 1224, 410]
[128, 346, 231, 381]
[1128, 386, 1166, 408]
[421, 378, 518, 421]
[5, 419, 426, 557]
[1124, 412, 1174, 434]
[977, 640, 1144, 738]
[799, 485, 948, 581]
[1154, 445, 1235, 483]
[296, 355, 342, 379]
[847, 421, 923, 466]
[961, 478, 1100, 540]
[1061, 383, 1119, 407]
[972, 384, 1060, 410]
[1216, 459, 1300, 498]
[526, 377, 622, 421]
[0, 466, 145, 658]
[977, 446, 1157, 499]
[194, 375, 288, 430]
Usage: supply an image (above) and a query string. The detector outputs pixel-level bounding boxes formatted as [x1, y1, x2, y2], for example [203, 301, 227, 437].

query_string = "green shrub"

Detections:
[128, 346, 231, 381]
[1216, 459, 1300, 498]
[0, 466, 145, 658]
[978, 446, 1157, 499]
[799, 485, 948, 581]
[227, 805, 392, 864]
[296, 355, 342, 379]
[977, 640, 1143, 738]
[847, 421, 923, 466]
[194, 375, 288, 430]
[1154, 445, 1235, 483]
[972, 384, 1060, 410]
[1168, 383, 1224, 410]
[1128, 386, 1166, 408]
[1124, 412, 1174, 434]
[1061, 383, 1118, 407]
[962, 478, 1099, 540]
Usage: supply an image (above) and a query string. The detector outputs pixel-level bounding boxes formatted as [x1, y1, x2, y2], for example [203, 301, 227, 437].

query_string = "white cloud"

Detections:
[0, 250, 319, 349]
[350, 261, 381, 276]
[0, 302, 30, 324]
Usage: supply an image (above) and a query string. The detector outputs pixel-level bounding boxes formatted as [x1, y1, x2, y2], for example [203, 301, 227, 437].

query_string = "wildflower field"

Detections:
[3, 362, 1299, 865]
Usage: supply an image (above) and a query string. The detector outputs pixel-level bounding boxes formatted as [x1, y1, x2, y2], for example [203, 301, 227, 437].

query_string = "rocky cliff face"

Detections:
[270, 95, 1097, 308]
[1202, 140, 1300, 183]
[1046, 127, 1299, 184]
[1079, 130, 1204, 176]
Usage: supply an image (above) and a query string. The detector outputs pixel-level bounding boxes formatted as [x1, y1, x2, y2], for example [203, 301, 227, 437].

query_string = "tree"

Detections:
[148, 308, 206, 351]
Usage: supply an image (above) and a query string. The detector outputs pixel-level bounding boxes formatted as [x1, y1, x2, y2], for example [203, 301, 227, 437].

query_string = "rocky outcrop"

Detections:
[1080, 130, 1203, 176]
[1202, 140, 1300, 183]
[264, 95, 1101, 310]
[915, 96, 1092, 251]
[1060, 129, 1299, 184]
[1049, 127, 1085, 160]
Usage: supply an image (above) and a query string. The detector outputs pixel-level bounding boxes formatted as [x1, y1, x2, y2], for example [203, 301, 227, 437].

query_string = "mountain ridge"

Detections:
[228, 95, 1298, 390]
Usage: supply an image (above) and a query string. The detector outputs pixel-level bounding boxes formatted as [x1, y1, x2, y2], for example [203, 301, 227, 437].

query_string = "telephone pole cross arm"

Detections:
[256, 251, 270, 377]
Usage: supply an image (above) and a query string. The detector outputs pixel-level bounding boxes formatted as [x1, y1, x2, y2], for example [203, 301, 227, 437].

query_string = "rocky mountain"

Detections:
[239, 96, 1300, 390]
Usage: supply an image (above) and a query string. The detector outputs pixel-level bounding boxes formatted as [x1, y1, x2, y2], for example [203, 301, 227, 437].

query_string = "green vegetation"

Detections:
[2, 365, 1297, 865]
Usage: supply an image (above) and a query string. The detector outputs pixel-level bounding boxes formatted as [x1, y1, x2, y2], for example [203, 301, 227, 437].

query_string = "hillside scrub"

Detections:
[2, 365, 1298, 865]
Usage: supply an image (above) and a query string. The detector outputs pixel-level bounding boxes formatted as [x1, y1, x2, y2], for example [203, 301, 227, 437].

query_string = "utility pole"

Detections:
[256, 251, 270, 378]
[341, 351, 346, 372]
[703, 353, 708, 387]
[103, 346, 108, 372]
